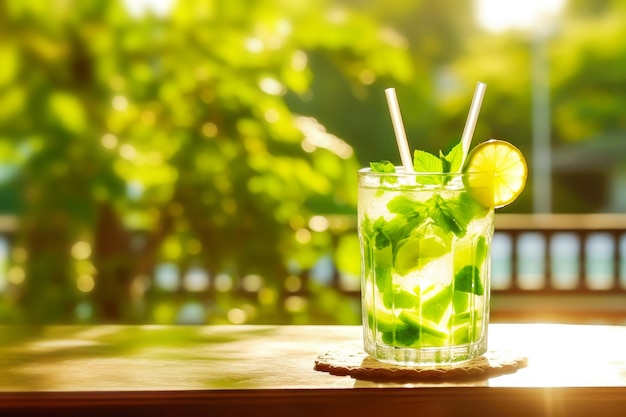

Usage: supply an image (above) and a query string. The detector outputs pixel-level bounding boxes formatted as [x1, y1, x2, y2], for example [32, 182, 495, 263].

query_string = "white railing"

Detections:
[2, 214, 626, 324]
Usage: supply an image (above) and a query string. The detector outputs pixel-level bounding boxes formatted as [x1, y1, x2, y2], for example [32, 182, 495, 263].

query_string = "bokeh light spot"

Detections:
[183, 267, 209, 292]
[359, 69, 376, 85]
[112, 95, 128, 111]
[291, 50, 308, 71]
[119, 144, 137, 160]
[284, 295, 307, 313]
[154, 263, 179, 291]
[101, 133, 118, 149]
[295, 228, 311, 244]
[259, 77, 285, 96]
[244, 37, 263, 53]
[214, 274, 233, 292]
[309, 215, 329, 232]
[7, 266, 25, 285]
[242, 274, 263, 292]
[76, 274, 95, 292]
[202, 122, 218, 137]
[264, 108, 280, 123]
[227, 308, 247, 324]
[71, 241, 92, 260]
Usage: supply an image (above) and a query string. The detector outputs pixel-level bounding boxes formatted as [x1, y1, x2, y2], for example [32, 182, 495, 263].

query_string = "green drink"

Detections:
[362, 84, 527, 365]
[358, 168, 494, 365]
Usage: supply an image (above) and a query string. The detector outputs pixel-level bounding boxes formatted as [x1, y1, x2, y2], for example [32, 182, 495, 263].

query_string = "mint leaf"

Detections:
[387, 195, 425, 218]
[364, 214, 420, 251]
[454, 265, 484, 296]
[412, 143, 463, 185]
[382, 214, 422, 248]
[440, 150, 452, 174]
[426, 194, 473, 238]
[413, 150, 444, 185]
[371, 217, 391, 249]
[459, 190, 490, 219]
[371, 141, 463, 178]
[443, 142, 463, 173]
[370, 160, 396, 173]
[369, 160, 398, 186]
[375, 264, 392, 293]
[361, 216, 385, 248]
[385, 196, 428, 241]
[413, 150, 442, 173]
[361, 195, 431, 263]
[383, 323, 418, 347]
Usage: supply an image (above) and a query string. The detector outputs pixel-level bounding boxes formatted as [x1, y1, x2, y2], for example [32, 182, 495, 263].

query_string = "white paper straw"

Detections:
[384, 88, 414, 173]
[459, 81, 487, 169]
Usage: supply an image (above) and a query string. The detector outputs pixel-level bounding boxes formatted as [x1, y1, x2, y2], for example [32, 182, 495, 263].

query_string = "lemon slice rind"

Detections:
[462, 139, 528, 208]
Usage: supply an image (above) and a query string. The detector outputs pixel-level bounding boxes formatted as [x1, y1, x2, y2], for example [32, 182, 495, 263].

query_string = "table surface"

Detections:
[2, 323, 626, 416]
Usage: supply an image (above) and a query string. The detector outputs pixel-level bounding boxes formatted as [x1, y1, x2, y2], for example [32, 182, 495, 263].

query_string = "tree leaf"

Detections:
[48, 92, 87, 134]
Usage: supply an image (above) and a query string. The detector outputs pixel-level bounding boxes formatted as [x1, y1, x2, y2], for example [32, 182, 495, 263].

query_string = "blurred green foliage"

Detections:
[0, 0, 625, 324]
[0, 0, 413, 324]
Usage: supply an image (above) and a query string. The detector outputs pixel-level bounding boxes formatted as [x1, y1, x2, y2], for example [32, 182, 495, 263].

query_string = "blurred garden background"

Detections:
[1, 0, 625, 324]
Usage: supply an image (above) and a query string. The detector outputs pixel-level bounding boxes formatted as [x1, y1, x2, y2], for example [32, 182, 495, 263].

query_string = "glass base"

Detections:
[364, 337, 487, 366]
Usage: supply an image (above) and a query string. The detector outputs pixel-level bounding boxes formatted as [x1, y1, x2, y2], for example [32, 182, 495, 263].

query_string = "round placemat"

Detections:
[314, 344, 528, 381]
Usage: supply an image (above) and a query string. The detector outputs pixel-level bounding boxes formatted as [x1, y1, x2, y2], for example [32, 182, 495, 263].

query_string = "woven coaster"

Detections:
[314, 344, 528, 381]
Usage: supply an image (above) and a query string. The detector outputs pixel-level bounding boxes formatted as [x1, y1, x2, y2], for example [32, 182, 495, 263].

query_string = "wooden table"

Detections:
[1, 323, 626, 416]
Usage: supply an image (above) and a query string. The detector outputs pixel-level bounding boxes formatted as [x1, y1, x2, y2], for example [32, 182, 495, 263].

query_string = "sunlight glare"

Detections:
[476, 0, 566, 32]
[123, 0, 174, 18]
[296, 116, 354, 159]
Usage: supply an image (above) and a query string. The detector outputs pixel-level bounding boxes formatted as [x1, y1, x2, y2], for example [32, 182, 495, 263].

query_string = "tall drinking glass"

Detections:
[358, 168, 494, 365]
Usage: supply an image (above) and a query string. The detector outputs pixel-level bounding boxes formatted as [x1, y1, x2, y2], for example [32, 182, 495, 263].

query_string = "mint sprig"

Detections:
[370, 160, 396, 173]
[369, 142, 463, 185]
[412, 142, 462, 176]
[369, 142, 463, 178]
[369, 160, 398, 185]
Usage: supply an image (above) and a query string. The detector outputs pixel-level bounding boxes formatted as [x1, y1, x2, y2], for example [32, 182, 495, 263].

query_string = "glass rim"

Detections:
[358, 167, 490, 177]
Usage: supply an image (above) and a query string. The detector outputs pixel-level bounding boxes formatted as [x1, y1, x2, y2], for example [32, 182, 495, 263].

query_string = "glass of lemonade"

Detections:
[358, 168, 495, 365]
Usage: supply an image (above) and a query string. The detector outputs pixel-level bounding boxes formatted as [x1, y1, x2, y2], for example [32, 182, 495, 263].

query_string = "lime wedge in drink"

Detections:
[371, 309, 419, 347]
[399, 310, 449, 340]
[374, 245, 392, 266]
[383, 287, 416, 309]
[451, 310, 483, 344]
[369, 308, 397, 333]
[393, 235, 448, 276]
[419, 284, 452, 323]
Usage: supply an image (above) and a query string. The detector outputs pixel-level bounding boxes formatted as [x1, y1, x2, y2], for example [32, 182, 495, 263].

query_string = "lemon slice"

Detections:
[463, 139, 527, 208]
